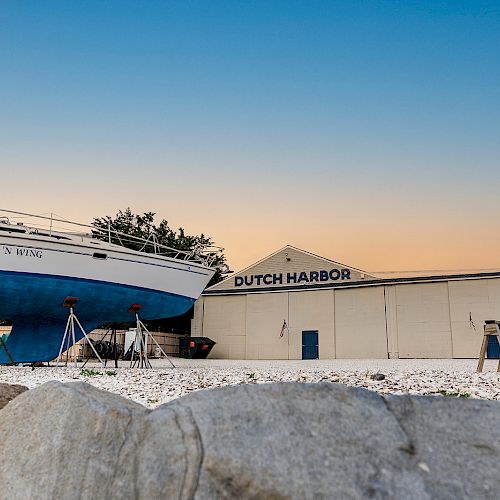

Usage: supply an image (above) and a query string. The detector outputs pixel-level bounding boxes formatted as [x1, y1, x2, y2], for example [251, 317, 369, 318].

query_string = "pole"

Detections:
[129, 328, 136, 367]
[139, 317, 146, 368]
[113, 327, 118, 368]
[138, 318, 175, 368]
[65, 321, 71, 366]
[71, 307, 77, 367]
[0, 336, 15, 365]
[56, 314, 72, 366]
[72, 314, 104, 365]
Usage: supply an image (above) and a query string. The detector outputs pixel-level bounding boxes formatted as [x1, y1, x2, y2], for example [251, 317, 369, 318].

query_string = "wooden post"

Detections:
[477, 320, 500, 372]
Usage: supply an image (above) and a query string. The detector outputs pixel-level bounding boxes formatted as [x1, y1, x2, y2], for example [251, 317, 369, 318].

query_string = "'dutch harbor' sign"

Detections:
[235, 268, 351, 287]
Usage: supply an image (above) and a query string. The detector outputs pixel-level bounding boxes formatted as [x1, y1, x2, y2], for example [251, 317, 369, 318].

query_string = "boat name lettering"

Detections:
[234, 268, 351, 287]
[2, 245, 43, 258]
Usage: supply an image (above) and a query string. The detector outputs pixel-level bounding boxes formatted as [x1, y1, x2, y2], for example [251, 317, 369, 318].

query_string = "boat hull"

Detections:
[0, 270, 196, 363]
[0, 234, 213, 299]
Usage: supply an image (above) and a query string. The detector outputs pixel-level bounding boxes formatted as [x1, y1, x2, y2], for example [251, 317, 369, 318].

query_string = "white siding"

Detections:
[190, 298, 204, 337]
[202, 295, 247, 359]
[395, 283, 452, 358]
[245, 293, 289, 359]
[334, 287, 388, 358]
[384, 286, 399, 358]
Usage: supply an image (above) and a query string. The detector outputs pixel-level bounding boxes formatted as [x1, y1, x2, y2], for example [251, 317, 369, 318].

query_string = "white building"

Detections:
[192, 245, 500, 359]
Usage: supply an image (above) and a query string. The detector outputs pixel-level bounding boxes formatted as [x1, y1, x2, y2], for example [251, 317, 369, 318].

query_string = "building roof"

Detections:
[208, 244, 377, 292]
[204, 245, 500, 296]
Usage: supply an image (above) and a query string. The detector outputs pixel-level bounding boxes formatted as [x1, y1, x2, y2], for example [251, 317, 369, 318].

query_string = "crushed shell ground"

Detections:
[0, 358, 498, 408]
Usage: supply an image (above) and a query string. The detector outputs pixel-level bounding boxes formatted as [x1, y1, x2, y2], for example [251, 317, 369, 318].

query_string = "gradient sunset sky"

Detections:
[1, 1, 499, 272]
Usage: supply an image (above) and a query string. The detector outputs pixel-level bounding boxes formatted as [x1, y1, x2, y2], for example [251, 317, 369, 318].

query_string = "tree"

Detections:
[92, 208, 226, 287]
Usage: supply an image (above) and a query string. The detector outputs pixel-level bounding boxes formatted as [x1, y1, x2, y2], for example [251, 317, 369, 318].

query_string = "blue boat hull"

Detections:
[0, 270, 195, 363]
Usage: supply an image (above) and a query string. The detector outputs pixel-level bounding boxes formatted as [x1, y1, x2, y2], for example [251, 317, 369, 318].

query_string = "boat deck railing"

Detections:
[0, 209, 224, 268]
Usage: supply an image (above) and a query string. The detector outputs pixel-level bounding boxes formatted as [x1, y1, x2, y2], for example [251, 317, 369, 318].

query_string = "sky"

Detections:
[1, 1, 499, 272]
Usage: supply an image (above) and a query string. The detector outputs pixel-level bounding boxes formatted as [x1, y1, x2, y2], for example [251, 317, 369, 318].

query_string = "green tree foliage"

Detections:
[93, 208, 226, 286]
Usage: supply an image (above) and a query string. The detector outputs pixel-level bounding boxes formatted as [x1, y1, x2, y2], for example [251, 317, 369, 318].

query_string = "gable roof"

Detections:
[207, 244, 377, 292]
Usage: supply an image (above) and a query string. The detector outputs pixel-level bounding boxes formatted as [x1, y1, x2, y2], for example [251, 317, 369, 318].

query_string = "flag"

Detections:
[280, 320, 288, 338]
[469, 312, 476, 332]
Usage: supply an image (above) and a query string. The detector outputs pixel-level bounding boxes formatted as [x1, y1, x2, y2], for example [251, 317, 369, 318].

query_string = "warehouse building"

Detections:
[192, 245, 500, 359]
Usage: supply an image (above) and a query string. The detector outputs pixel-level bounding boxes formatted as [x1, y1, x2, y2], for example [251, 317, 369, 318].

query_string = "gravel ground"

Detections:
[0, 358, 498, 408]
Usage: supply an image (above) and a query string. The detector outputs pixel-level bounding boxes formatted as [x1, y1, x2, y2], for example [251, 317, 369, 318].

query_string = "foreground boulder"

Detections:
[0, 382, 28, 410]
[0, 381, 498, 499]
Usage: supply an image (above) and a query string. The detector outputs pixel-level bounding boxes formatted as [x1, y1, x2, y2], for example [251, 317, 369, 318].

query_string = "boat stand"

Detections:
[0, 336, 15, 365]
[128, 304, 175, 369]
[56, 297, 104, 368]
[477, 320, 500, 372]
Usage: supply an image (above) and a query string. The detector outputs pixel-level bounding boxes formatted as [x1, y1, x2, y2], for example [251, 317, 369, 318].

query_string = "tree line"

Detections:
[93, 208, 226, 287]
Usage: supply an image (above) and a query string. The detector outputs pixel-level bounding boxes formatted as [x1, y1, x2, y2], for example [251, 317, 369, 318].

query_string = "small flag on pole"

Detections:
[469, 312, 476, 331]
[280, 320, 288, 338]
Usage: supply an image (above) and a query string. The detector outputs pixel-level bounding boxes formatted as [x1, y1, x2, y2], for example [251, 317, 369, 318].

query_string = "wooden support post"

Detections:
[477, 320, 500, 372]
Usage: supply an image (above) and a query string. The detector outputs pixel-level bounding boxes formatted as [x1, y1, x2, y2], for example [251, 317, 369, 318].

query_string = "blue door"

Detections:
[302, 330, 319, 360]
[487, 336, 500, 358]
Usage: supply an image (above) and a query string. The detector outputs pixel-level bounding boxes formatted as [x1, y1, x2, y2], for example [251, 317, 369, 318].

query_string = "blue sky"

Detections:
[1, 1, 499, 270]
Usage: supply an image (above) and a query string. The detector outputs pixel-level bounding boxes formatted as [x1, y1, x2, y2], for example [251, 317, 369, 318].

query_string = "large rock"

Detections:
[0, 382, 28, 410]
[385, 394, 499, 498]
[0, 381, 498, 499]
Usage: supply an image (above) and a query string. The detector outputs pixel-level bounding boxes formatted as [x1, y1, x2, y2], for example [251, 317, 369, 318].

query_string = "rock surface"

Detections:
[0, 382, 28, 410]
[0, 381, 499, 499]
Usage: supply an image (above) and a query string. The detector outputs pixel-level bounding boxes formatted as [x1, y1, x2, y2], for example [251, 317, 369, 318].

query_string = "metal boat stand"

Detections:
[0, 336, 15, 365]
[128, 304, 175, 369]
[56, 297, 104, 367]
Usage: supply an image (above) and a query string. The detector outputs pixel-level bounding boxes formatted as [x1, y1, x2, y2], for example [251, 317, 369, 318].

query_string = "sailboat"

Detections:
[0, 209, 220, 363]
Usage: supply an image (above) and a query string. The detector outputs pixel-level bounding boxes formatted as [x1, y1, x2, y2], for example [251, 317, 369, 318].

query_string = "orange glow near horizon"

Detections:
[3, 180, 499, 276]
